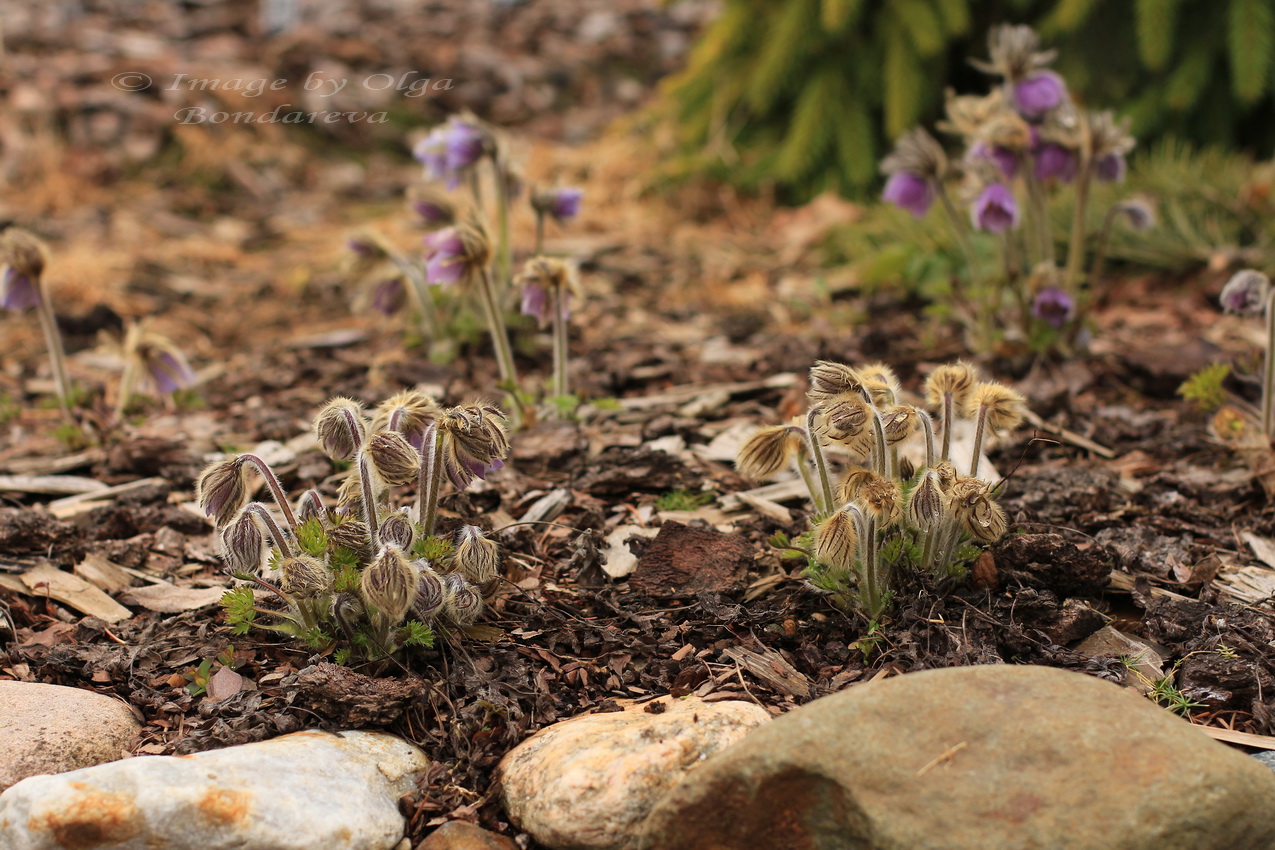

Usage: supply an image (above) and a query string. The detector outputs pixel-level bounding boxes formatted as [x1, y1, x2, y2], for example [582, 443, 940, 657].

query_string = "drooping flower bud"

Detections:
[882, 172, 934, 218]
[371, 389, 438, 449]
[813, 510, 858, 572]
[971, 183, 1020, 233]
[816, 399, 870, 445]
[736, 424, 805, 479]
[860, 362, 901, 407]
[296, 489, 326, 524]
[360, 545, 416, 624]
[220, 506, 269, 574]
[328, 519, 373, 561]
[531, 187, 583, 222]
[454, 525, 500, 587]
[314, 397, 367, 462]
[808, 361, 864, 402]
[1220, 270, 1271, 316]
[964, 382, 1027, 433]
[906, 471, 946, 530]
[197, 458, 251, 527]
[0, 228, 47, 312]
[861, 476, 902, 526]
[951, 478, 1007, 543]
[880, 405, 920, 445]
[925, 362, 979, 410]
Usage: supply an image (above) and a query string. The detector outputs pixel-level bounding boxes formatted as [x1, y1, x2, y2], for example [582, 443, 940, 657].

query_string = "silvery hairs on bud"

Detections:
[441, 572, 484, 626]
[279, 555, 334, 598]
[454, 525, 500, 586]
[411, 563, 446, 622]
[220, 508, 269, 575]
[314, 397, 368, 462]
[365, 430, 422, 488]
[360, 545, 417, 624]
[380, 510, 416, 551]
[197, 458, 251, 527]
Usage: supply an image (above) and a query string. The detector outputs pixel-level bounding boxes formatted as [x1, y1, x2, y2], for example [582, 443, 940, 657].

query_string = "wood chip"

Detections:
[722, 645, 812, 699]
[0, 562, 132, 623]
[1, 449, 105, 476]
[519, 489, 572, 525]
[74, 553, 135, 594]
[46, 476, 167, 514]
[0, 474, 108, 496]
[1198, 726, 1275, 751]
[733, 491, 791, 523]
[120, 583, 227, 613]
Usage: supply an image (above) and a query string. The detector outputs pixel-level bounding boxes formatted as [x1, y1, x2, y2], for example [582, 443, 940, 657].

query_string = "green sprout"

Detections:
[1178, 362, 1231, 413]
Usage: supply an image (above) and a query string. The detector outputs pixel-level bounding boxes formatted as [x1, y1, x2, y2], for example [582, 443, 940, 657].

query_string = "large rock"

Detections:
[499, 696, 770, 850]
[639, 665, 1275, 850]
[0, 729, 427, 850]
[0, 681, 141, 791]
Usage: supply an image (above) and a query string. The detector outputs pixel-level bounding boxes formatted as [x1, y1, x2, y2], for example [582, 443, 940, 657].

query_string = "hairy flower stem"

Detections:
[940, 393, 954, 462]
[33, 285, 73, 421]
[418, 426, 445, 537]
[534, 212, 546, 256]
[918, 412, 936, 470]
[477, 267, 522, 417]
[934, 182, 990, 345]
[358, 454, 380, 549]
[794, 446, 822, 511]
[1023, 166, 1053, 266]
[386, 250, 441, 346]
[239, 454, 299, 531]
[863, 515, 882, 617]
[1264, 290, 1275, 436]
[805, 408, 836, 514]
[866, 402, 889, 479]
[918, 524, 936, 574]
[969, 405, 990, 478]
[244, 503, 292, 558]
[551, 286, 569, 399]
[1062, 160, 1095, 297]
[493, 161, 512, 290]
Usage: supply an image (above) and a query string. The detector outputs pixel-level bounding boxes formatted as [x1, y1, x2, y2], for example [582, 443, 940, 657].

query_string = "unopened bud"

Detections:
[197, 458, 251, 527]
[380, 511, 416, 550]
[411, 563, 446, 621]
[360, 546, 416, 623]
[441, 572, 483, 626]
[365, 430, 420, 487]
[314, 397, 367, 462]
[279, 555, 333, 598]
[454, 525, 500, 586]
[220, 506, 268, 574]
[906, 471, 946, 530]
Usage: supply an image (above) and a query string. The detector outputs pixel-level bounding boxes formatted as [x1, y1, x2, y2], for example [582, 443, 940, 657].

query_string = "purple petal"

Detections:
[1, 268, 40, 312]
[971, 183, 1020, 233]
[370, 277, 406, 316]
[444, 120, 486, 172]
[149, 351, 195, 394]
[970, 142, 1018, 179]
[1031, 286, 1075, 329]
[1033, 143, 1077, 183]
[1013, 71, 1066, 120]
[1096, 153, 1126, 183]
[882, 172, 934, 218]
[550, 188, 583, 220]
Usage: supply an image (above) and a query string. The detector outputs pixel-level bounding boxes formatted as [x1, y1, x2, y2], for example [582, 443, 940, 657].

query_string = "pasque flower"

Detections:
[880, 129, 949, 218]
[413, 117, 494, 189]
[532, 187, 583, 222]
[423, 216, 491, 289]
[882, 172, 934, 217]
[1031, 286, 1075, 328]
[1033, 142, 1077, 183]
[1013, 71, 1066, 120]
[1, 266, 39, 311]
[969, 142, 1018, 179]
[1096, 152, 1126, 183]
[971, 183, 1020, 233]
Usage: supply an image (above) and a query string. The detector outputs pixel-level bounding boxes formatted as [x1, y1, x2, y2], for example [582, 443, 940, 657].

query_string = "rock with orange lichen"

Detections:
[498, 696, 771, 850]
[0, 681, 141, 792]
[0, 729, 427, 850]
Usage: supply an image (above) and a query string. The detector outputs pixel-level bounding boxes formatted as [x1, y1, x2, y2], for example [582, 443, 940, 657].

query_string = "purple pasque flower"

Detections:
[148, 350, 196, 394]
[549, 187, 582, 221]
[969, 142, 1018, 179]
[370, 277, 406, 316]
[423, 228, 467, 287]
[1033, 143, 1077, 182]
[444, 118, 487, 173]
[520, 279, 571, 328]
[882, 172, 934, 217]
[971, 183, 1020, 233]
[411, 198, 452, 226]
[1013, 71, 1066, 120]
[412, 127, 449, 182]
[1219, 270, 1271, 315]
[1, 267, 40, 312]
[1096, 153, 1126, 183]
[1031, 287, 1075, 329]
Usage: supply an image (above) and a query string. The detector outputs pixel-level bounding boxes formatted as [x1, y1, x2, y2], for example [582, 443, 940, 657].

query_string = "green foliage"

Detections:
[655, 488, 715, 512]
[221, 586, 257, 636]
[412, 534, 455, 562]
[183, 645, 237, 697]
[397, 620, 435, 648]
[1178, 363, 1232, 412]
[295, 518, 330, 558]
[662, 0, 1275, 201]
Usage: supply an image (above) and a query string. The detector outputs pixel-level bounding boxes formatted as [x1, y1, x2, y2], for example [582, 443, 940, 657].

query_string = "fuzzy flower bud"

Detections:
[314, 397, 367, 462]
[964, 382, 1027, 433]
[441, 572, 484, 626]
[279, 555, 333, 598]
[296, 490, 326, 524]
[951, 479, 1007, 543]
[328, 519, 373, 561]
[220, 507, 269, 574]
[517, 256, 576, 327]
[371, 389, 438, 449]
[808, 361, 865, 402]
[411, 563, 446, 621]
[365, 430, 421, 488]
[1013, 71, 1066, 120]
[880, 405, 920, 445]
[1220, 270, 1271, 315]
[360, 546, 416, 624]
[532, 187, 584, 222]
[906, 471, 946, 530]
[882, 172, 934, 218]
[454, 525, 500, 587]
[925, 362, 979, 410]
[1115, 200, 1155, 231]
[379, 511, 416, 551]
[197, 458, 251, 527]
[0, 229, 47, 312]
[1031, 287, 1075, 329]
[816, 399, 871, 445]
[813, 510, 858, 572]
[424, 216, 492, 289]
[736, 424, 805, 479]
[861, 477, 902, 526]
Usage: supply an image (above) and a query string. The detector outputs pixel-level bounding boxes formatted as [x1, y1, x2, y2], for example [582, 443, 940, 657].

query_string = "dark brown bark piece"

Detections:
[629, 521, 752, 597]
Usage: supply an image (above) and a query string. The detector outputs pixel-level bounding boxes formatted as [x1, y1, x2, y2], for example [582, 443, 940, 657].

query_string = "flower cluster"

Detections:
[738, 360, 1024, 617]
[880, 24, 1150, 353]
[199, 389, 510, 662]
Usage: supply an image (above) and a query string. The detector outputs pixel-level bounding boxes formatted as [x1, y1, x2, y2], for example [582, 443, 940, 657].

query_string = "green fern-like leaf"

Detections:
[774, 65, 838, 183]
[746, 0, 818, 112]
[1164, 42, 1215, 111]
[820, 0, 863, 33]
[898, 0, 947, 58]
[930, 0, 970, 37]
[1228, 0, 1275, 103]
[882, 27, 925, 138]
[1135, 0, 1179, 70]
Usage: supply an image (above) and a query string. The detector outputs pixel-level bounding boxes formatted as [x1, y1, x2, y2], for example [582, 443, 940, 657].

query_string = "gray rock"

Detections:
[0, 729, 428, 850]
[639, 665, 1275, 850]
[0, 681, 140, 792]
[1254, 751, 1275, 774]
[499, 696, 770, 850]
